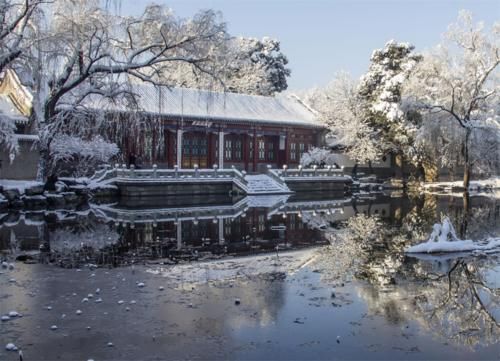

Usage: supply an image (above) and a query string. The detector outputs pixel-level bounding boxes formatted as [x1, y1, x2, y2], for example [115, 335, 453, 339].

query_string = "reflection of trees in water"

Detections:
[313, 214, 393, 284]
[358, 256, 499, 347]
[43, 213, 122, 267]
[312, 193, 500, 347]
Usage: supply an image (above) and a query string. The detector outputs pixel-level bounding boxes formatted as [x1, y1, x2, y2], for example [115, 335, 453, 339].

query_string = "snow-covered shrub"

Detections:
[50, 135, 119, 176]
[299, 147, 347, 168]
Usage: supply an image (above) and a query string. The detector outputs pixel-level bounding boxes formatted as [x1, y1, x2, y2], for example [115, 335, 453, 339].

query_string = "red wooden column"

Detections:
[284, 130, 289, 167]
[165, 129, 170, 167]
[151, 127, 156, 165]
[207, 132, 214, 168]
[252, 129, 258, 173]
[243, 133, 249, 172]
[166, 130, 174, 168]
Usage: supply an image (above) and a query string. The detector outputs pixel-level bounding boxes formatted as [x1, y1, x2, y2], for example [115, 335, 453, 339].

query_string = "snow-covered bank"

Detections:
[406, 217, 500, 254]
[407, 238, 500, 254]
[422, 177, 500, 195]
[0, 179, 43, 192]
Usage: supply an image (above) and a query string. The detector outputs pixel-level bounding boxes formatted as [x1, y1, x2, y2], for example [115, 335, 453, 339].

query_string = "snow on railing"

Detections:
[268, 165, 345, 180]
[113, 164, 248, 185]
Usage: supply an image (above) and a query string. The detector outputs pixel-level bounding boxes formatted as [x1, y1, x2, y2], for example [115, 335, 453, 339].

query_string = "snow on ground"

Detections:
[406, 217, 500, 254]
[0, 179, 43, 192]
[146, 248, 318, 285]
[422, 177, 500, 191]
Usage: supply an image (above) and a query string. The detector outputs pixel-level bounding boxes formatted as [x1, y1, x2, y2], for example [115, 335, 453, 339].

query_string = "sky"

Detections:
[115, 0, 499, 91]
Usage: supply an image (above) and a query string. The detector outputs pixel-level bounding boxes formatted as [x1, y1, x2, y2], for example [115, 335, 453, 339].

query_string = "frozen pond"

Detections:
[1, 192, 499, 360]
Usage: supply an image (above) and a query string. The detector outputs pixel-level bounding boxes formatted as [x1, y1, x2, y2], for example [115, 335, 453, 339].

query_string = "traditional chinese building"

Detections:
[0, 69, 39, 180]
[88, 84, 326, 172]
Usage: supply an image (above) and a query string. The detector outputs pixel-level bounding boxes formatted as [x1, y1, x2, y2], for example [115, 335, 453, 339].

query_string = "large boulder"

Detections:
[69, 184, 89, 196]
[55, 181, 69, 193]
[90, 185, 119, 198]
[61, 192, 80, 205]
[0, 194, 8, 210]
[25, 184, 45, 196]
[24, 212, 45, 224]
[3, 188, 20, 201]
[21, 195, 47, 209]
[45, 193, 66, 208]
[10, 199, 25, 209]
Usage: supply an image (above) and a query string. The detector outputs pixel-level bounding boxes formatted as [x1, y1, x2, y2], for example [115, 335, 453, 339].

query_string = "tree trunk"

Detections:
[463, 128, 472, 189]
[460, 191, 470, 239]
[417, 161, 425, 182]
[36, 148, 50, 181]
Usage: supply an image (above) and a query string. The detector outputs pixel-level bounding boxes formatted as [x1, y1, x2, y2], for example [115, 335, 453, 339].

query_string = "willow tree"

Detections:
[0, 0, 44, 73]
[25, 0, 227, 178]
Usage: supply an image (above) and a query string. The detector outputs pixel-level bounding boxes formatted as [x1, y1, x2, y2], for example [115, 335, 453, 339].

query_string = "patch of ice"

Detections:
[147, 248, 317, 285]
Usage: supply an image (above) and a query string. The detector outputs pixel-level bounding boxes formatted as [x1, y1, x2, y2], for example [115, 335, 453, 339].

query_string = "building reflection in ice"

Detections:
[3, 192, 384, 265]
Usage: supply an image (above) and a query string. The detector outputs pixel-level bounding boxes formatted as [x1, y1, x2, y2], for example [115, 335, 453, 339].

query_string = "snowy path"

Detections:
[244, 174, 291, 195]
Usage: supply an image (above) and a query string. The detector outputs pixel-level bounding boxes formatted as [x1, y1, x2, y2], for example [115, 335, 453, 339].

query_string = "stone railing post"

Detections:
[153, 164, 158, 178]
[313, 165, 317, 177]
[130, 164, 135, 178]
[327, 165, 332, 177]
[194, 164, 199, 178]
[119, 164, 126, 177]
[282, 164, 287, 177]
[213, 164, 218, 177]
[298, 165, 303, 177]
[174, 165, 179, 178]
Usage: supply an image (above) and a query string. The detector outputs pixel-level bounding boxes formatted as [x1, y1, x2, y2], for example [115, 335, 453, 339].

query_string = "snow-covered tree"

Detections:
[301, 72, 380, 165]
[23, 1, 227, 178]
[223, 37, 290, 96]
[358, 40, 423, 166]
[157, 36, 291, 96]
[0, 0, 43, 73]
[408, 11, 499, 188]
[50, 135, 119, 176]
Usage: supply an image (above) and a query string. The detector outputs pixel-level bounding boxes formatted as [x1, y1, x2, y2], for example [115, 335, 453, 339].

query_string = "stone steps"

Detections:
[244, 174, 291, 195]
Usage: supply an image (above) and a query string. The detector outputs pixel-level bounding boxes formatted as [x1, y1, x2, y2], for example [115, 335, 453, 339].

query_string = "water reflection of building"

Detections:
[1, 193, 397, 262]
[5, 194, 494, 267]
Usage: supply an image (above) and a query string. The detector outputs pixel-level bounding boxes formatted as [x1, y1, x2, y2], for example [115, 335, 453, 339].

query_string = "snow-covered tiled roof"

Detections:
[83, 84, 323, 128]
[0, 94, 29, 124]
